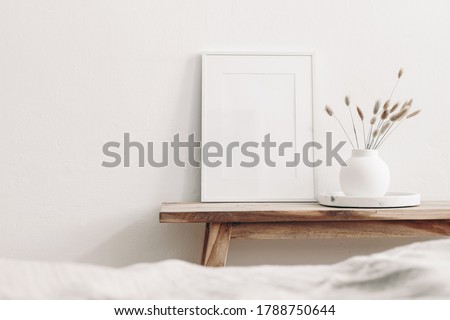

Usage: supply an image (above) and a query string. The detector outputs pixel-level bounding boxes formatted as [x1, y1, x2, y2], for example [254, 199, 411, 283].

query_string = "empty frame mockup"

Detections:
[202, 53, 315, 202]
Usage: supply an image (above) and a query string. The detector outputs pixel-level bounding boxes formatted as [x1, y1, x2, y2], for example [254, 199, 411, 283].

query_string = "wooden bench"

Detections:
[159, 201, 450, 267]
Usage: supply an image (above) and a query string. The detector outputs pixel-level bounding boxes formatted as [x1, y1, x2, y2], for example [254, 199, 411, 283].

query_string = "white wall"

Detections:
[1, 0, 449, 267]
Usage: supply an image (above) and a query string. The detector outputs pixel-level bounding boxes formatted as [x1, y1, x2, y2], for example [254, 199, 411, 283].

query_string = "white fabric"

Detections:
[1, 239, 450, 299]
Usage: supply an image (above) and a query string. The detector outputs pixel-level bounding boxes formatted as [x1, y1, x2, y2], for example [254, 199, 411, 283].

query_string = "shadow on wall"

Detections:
[227, 237, 445, 266]
[79, 208, 442, 267]
[79, 213, 204, 267]
[175, 54, 202, 200]
[79, 54, 204, 267]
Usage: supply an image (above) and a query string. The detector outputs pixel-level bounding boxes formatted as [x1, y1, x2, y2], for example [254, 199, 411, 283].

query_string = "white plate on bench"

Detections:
[318, 192, 421, 208]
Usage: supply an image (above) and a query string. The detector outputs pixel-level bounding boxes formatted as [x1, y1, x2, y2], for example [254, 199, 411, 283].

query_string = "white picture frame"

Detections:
[201, 52, 316, 202]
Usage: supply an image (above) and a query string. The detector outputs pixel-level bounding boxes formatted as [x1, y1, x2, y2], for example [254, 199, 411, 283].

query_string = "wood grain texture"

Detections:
[201, 223, 232, 267]
[160, 201, 450, 223]
[163, 202, 450, 267]
[230, 220, 450, 239]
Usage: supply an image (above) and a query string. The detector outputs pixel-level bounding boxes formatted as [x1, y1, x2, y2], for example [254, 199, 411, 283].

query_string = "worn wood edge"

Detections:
[159, 210, 450, 223]
[160, 201, 450, 212]
[230, 220, 450, 239]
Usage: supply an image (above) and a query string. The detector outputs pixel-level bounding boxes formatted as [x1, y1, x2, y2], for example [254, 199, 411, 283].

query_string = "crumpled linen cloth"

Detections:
[1, 239, 449, 299]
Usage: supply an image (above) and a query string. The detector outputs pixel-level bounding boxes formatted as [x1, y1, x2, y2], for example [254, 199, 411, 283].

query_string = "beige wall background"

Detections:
[1, 0, 449, 267]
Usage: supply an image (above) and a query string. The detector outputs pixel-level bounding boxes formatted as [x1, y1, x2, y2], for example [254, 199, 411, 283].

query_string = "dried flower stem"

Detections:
[336, 115, 356, 149]
[325, 106, 356, 149]
[370, 101, 390, 146]
[372, 123, 385, 149]
[324, 69, 421, 150]
[367, 119, 376, 148]
[389, 79, 399, 101]
[367, 102, 379, 148]
[374, 122, 392, 149]
[367, 126, 372, 148]
[388, 68, 403, 101]
[362, 122, 366, 148]
[345, 96, 359, 149]
[374, 122, 394, 149]
[376, 109, 421, 149]
[373, 100, 412, 147]
[375, 121, 403, 149]
[357, 106, 366, 148]
[370, 110, 389, 148]
[371, 128, 379, 148]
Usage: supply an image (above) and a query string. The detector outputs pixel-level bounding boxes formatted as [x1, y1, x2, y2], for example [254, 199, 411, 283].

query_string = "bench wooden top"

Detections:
[159, 201, 450, 223]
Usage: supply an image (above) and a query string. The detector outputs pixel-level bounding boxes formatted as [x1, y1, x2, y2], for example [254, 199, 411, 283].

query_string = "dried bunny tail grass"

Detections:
[390, 102, 399, 113]
[370, 116, 377, 125]
[389, 108, 408, 122]
[407, 109, 422, 119]
[357, 106, 366, 147]
[390, 107, 409, 122]
[407, 98, 413, 107]
[383, 100, 390, 110]
[325, 105, 334, 116]
[373, 100, 381, 114]
[343, 95, 359, 148]
[325, 105, 356, 149]
[388, 68, 403, 102]
[372, 128, 379, 138]
[374, 121, 393, 149]
[380, 121, 391, 134]
[381, 109, 389, 120]
[357, 106, 364, 120]
[376, 108, 419, 150]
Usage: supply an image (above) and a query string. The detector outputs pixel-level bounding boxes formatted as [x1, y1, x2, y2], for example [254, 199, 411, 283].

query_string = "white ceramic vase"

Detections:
[339, 149, 390, 197]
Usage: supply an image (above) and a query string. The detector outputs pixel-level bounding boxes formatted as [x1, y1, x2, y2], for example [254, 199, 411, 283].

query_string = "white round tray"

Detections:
[318, 192, 421, 208]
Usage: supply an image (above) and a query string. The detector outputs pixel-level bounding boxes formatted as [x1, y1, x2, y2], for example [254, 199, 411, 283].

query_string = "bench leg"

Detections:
[201, 223, 232, 267]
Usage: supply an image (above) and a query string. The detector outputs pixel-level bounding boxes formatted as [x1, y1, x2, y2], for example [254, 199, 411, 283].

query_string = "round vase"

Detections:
[339, 149, 390, 197]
